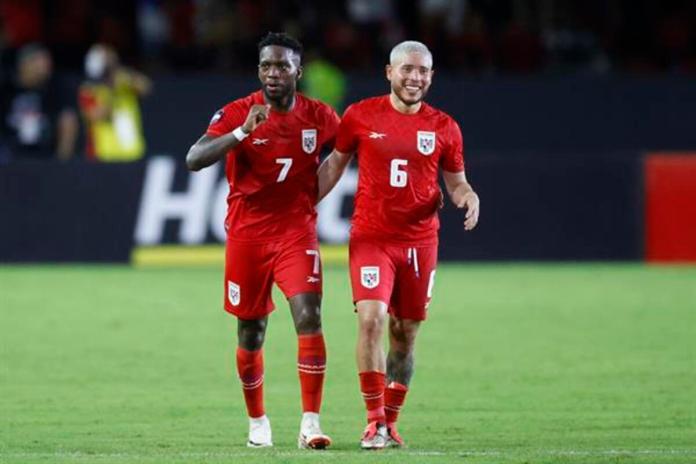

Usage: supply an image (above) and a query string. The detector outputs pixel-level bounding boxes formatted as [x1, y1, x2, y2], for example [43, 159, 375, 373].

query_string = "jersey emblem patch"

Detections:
[302, 129, 317, 154]
[417, 131, 436, 155]
[360, 266, 380, 289]
[209, 109, 224, 125]
[228, 281, 240, 306]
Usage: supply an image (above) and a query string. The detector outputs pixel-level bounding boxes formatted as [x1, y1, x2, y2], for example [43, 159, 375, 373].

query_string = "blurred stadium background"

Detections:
[1, 1, 695, 463]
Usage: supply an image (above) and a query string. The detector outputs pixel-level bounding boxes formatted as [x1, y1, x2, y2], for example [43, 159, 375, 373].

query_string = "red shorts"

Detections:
[349, 238, 438, 321]
[224, 233, 322, 320]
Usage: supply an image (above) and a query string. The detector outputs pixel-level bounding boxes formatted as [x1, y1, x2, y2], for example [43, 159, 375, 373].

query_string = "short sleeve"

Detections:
[320, 106, 341, 151]
[440, 118, 465, 172]
[334, 104, 360, 154]
[205, 101, 246, 137]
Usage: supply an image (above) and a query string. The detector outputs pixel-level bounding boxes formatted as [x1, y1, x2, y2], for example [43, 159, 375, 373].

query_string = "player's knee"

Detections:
[390, 319, 419, 350]
[238, 319, 267, 350]
[360, 316, 385, 341]
[294, 305, 322, 334]
[239, 330, 265, 350]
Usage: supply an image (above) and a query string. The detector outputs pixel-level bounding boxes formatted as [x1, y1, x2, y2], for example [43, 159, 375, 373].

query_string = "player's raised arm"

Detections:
[317, 148, 354, 202]
[186, 104, 270, 171]
[443, 170, 480, 231]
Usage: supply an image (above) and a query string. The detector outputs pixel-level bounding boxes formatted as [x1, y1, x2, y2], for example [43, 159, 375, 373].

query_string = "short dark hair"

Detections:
[257, 32, 303, 58]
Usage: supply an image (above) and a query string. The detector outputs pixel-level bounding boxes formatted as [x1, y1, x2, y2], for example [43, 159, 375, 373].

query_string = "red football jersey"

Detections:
[207, 91, 339, 241]
[335, 95, 464, 245]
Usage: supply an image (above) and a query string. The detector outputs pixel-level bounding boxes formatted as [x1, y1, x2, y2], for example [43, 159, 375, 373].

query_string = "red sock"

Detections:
[385, 381, 408, 425]
[297, 333, 326, 413]
[359, 371, 386, 423]
[236, 347, 264, 418]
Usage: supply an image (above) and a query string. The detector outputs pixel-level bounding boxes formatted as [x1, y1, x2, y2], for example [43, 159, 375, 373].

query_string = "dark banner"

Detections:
[0, 154, 644, 262]
[141, 75, 696, 159]
[0, 161, 144, 262]
[440, 154, 644, 260]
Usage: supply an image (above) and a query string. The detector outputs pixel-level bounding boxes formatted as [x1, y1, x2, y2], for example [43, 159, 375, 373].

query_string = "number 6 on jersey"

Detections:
[390, 159, 408, 187]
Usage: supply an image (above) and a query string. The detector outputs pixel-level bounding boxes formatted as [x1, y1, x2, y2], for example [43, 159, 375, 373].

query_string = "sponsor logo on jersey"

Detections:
[252, 138, 269, 145]
[228, 281, 240, 306]
[368, 131, 386, 139]
[417, 131, 436, 155]
[306, 276, 321, 283]
[360, 266, 380, 289]
[302, 129, 317, 154]
[209, 109, 224, 125]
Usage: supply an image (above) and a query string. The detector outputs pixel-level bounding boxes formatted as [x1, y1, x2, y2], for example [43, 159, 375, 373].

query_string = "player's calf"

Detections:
[384, 380, 408, 447]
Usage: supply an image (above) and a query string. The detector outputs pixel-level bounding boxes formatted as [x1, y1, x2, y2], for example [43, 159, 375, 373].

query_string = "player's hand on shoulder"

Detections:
[453, 188, 480, 231]
[242, 104, 271, 133]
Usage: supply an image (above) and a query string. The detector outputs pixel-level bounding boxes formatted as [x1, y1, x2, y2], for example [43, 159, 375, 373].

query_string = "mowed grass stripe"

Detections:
[3, 449, 696, 464]
[5, 448, 696, 456]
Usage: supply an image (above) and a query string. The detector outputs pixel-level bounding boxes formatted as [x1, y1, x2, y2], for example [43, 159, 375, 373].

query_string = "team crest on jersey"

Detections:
[228, 281, 240, 306]
[360, 266, 380, 289]
[417, 131, 436, 155]
[302, 129, 317, 154]
[209, 109, 224, 125]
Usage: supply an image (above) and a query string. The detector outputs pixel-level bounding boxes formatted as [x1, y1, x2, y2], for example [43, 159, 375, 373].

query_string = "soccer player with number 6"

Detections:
[186, 32, 339, 449]
[318, 40, 480, 449]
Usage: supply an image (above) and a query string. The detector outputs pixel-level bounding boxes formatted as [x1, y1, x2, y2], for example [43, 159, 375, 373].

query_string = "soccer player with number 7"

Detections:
[186, 32, 339, 449]
[318, 40, 480, 450]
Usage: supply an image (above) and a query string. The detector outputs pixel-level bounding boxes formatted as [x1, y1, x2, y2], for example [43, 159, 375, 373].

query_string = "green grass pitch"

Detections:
[2, 263, 695, 463]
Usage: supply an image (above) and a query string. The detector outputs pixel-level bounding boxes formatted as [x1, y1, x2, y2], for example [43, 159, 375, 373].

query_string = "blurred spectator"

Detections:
[499, 19, 544, 73]
[0, 0, 44, 48]
[137, 0, 170, 61]
[655, 4, 693, 71]
[449, 10, 494, 71]
[346, 0, 396, 68]
[541, 1, 608, 74]
[3, 1, 696, 75]
[301, 53, 347, 112]
[78, 44, 151, 162]
[0, 43, 78, 162]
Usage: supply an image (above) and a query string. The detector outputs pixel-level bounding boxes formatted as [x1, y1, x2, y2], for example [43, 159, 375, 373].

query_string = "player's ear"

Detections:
[385, 64, 392, 81]
[257, 63, 264, 81]
[296, 65, 303, 80]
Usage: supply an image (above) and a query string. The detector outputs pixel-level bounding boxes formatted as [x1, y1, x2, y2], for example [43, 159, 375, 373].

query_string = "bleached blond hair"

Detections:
[389, 41, 433, 68]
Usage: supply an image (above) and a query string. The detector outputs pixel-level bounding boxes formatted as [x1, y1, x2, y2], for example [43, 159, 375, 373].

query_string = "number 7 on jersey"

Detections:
[275, 157, 293, 182]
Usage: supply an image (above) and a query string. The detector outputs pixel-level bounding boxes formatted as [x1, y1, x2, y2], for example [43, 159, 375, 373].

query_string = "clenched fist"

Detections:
[241, 104, 271, 133]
